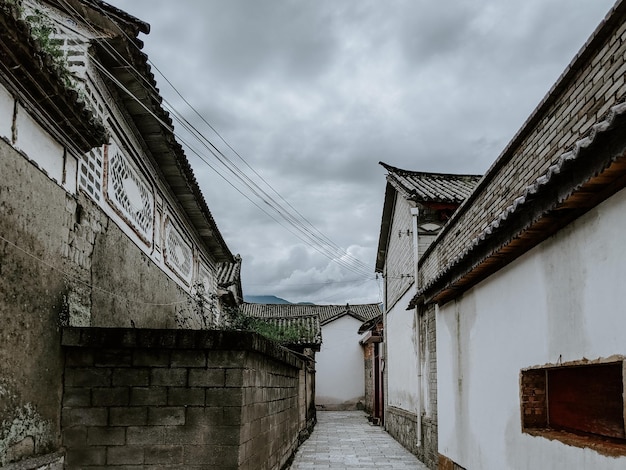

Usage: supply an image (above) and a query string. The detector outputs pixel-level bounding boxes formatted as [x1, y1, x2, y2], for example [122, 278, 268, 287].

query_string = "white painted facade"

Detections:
[316, 315, 366, 409]
[1, 0, 228, 319]
[437, 187, 626, 470]
[386, 286, 419, 413]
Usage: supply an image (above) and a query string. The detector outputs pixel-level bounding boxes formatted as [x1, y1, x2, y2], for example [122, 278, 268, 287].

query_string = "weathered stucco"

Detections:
[0, 137, 206, 464]
[1, 140, 67, 465]
[437, 188, 626, 470]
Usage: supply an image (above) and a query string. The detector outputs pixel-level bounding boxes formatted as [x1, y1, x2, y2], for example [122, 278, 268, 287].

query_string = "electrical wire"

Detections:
[55, 0, 375, 279]
[87, 52, 375, 279]
[0, 234, 188, 306]
[1, 3, 380, 309]
[89, 56, 376, 281]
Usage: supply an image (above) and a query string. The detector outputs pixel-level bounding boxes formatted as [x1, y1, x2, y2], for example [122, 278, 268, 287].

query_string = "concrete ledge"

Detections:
[62, 327, 302, 369]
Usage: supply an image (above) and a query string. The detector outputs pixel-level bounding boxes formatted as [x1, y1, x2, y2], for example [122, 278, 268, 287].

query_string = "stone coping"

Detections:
[61, 327, 302, 369]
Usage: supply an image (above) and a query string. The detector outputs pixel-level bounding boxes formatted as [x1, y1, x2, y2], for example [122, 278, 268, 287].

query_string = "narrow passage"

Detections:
[289, 411, 428, 469]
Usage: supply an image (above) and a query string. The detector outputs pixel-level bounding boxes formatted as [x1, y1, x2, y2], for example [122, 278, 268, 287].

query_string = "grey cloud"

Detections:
[110, 0, 615, 303]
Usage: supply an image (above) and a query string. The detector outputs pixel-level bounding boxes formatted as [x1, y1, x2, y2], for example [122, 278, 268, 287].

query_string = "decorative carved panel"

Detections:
[164, 215, 193, 284]
[104, 142, 154, 246]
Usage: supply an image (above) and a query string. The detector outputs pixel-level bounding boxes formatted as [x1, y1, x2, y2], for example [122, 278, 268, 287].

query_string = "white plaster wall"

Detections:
[316, 315, 366, 408]
[14, 104, 65, 185]
[0, 82, 13, 141]
[437, 187, 626, 470]
[386, 285, 419, 413]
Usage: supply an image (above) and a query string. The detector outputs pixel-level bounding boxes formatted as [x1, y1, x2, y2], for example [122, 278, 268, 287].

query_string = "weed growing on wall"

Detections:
[175, 287, 311, 346]
[24, 7, 74, 88]
[224, 307, 311, 345]
[1, 1, 77, 91]
[175, 283, 220, 330]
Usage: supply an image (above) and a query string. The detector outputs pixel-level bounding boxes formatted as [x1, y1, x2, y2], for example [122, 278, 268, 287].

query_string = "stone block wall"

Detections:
[426, 305, 437, 432]
[386, 408, 438, 470]
[61, 327, 304, 470]
[0, 137, 207, 466]
[296, 360, 316, 443]
[386, 406, 418, 455]
[419, 2, 626, 291]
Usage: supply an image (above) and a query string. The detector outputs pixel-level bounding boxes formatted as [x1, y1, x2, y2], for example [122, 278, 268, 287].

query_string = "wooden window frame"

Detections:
[521, 359, 626, 457]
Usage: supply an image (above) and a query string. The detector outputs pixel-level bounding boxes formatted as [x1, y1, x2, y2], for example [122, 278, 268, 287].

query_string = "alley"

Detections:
[289, 411, 428, 469]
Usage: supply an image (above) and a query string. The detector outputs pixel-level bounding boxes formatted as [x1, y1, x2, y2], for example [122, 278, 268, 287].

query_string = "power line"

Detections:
[89, 55, 374, 279]
[246, 278, 375, 287]
[0, 234, 188, 306]
[54, 0, 375, 279]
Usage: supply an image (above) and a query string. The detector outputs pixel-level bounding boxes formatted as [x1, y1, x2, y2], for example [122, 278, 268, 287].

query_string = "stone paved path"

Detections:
[289, 411, 428, 469]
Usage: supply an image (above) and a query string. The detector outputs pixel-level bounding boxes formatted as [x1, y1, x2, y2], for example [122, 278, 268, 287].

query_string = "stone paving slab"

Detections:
[289, 411, 428, 469]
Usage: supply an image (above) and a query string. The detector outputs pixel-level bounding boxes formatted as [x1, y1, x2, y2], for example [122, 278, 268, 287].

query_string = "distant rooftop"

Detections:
[241, 303, 381, 326]
[257, 315, 322, 349]
[380, 162, 482, 204]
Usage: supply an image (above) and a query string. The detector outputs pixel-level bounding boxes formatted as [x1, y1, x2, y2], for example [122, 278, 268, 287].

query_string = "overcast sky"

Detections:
[108, 0, 615, 305]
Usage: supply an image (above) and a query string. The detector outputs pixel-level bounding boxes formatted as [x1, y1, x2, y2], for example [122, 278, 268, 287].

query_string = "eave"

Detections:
[0, 4, 107, 152]
[411, 103, 626, 308]
[93, 35, 233, 263]
[375, 182, 396, 273]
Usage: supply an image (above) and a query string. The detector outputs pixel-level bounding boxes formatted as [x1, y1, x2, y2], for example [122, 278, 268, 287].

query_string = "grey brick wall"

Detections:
[426, 305, 437, 429]
[419, 4, 626, 292]
[385, 194, 415, 309]
[61, 328, 304, 470]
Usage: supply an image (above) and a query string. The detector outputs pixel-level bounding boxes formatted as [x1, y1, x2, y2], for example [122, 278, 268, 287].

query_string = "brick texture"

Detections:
[62, 328, 304, 469]
[385, 195, 415, 309]
[418, 4, 626, 294]
[520, 369, 548, 429]
[439, 454, 467, 470]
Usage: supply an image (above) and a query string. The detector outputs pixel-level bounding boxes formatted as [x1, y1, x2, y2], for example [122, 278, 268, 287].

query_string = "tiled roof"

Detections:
[217, 255, 242, 288]
[411, 101, 626, 307]
[241, 303, 382, 326]
[258, 315, 322, 347]
[82, 0, 150, 34]
[72, 1, 234, 262]
[380, 162, 482, 204]
[0, 4, 108, 152]
[375, 163, 481, 272]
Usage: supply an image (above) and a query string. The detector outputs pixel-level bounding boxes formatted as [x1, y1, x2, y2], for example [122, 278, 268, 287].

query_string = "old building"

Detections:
[410, 0, 626, 468]
[358, 314, 383, 424]
[375, 163, 480, 468]
[0, 1, 275, 468]
[242, 303, 381, 410]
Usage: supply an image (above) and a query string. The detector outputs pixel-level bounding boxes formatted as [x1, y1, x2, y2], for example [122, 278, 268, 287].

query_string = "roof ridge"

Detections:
[379, 161, 482, 179]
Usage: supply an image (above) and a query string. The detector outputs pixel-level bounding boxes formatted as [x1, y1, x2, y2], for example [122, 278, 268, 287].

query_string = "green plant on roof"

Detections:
[224, 307, 313, 345]
[23, 7, 74, 89]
